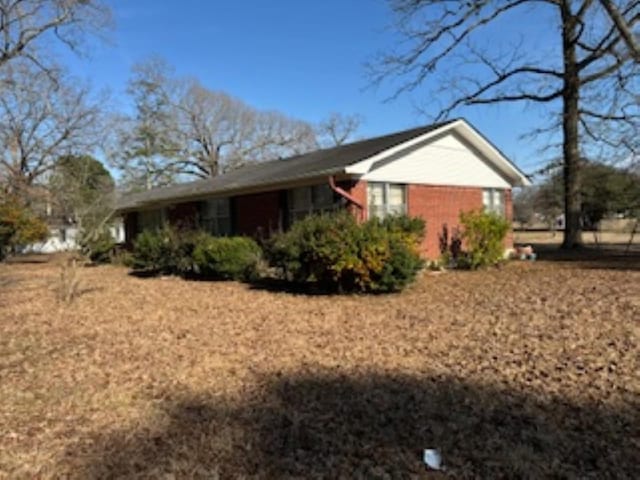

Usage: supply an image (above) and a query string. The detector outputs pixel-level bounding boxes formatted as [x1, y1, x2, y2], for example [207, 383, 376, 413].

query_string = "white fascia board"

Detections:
[346, 119, 532, 187]
[457, 121, 532, 187]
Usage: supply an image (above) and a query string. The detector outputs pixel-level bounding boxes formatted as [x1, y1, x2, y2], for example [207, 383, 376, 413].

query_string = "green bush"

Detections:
[192, 236, 262, 281]
[80, 229, 115, 264]
[458, 209, 510, 269]
[110, 247, 134, 267]
[265, 211, 425, 293]
[131, 225, 181, 274]
[131, 226, 262, 281]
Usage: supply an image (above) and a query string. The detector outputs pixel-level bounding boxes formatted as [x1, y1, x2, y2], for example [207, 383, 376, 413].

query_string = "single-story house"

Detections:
[116, 119, 531, 258]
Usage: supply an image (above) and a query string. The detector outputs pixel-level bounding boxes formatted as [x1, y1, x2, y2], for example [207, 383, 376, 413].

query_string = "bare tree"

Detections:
[0, 0, 111, 75]
[371, 0, 639, 248]
[0, 62, 104, 200]
[109, 58, 182, 190]
[316, 112, 363, 147]
[111, 58, 318, 187]
[174, 79, 317, 176]
[599, 0, 640, 59]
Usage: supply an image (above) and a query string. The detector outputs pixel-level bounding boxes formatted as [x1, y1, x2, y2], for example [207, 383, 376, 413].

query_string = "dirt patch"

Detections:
[0, 256, 638, 478]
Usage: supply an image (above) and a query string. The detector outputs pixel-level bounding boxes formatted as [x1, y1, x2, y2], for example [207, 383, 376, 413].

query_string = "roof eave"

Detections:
[115, 167, 354, 214]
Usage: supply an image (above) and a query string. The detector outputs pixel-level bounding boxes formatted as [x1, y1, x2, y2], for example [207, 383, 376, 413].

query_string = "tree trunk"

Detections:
[560, 3, 583, 249]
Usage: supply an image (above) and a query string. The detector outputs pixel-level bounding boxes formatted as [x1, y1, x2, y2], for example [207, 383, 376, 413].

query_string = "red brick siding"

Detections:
[348, 181, 513, 259]
[407, 185, 483, 258]
[234, 191, 281, 237]
[338, 179, 367, 221]
[166, 202, 200, 230]
[504, 189, 514, 249]
[408, 184, 514, 258]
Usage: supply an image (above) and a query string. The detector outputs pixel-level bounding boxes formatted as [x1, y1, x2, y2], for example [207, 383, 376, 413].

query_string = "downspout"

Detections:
[328, 175, 364, 221]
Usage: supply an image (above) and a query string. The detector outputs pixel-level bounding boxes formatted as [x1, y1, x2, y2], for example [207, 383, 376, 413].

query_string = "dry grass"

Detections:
[515, 229, 640, 248]
[0, 252, 638, 478]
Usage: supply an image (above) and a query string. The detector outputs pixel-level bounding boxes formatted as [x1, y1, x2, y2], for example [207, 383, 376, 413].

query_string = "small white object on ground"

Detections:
[423, 448, 442, 470]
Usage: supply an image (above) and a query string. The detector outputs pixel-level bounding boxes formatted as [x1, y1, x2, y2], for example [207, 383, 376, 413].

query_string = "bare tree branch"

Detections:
[110, 58, 319, 189]
[0, 0, 111, 76]
[0, 61, 105, 198]
[369, 0, 639, 248]
[599, 0, 640, 60]
[315, 112, 363, 147]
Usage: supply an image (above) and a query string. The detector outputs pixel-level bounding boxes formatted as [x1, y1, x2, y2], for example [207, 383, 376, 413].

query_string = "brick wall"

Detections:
[408, 184, 483, 258]
[234, 191, 282, 238]
[122, 181, 513, 256]
[504, 189, 514, 249]
[339, 179, 367, 221]
[347, 181, 513, 259]
[408, 184, 514, 258]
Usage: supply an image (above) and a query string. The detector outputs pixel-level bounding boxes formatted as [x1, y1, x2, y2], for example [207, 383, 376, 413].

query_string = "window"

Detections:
[289, 184, 337, 222]
[367, 182, 407, 219]
[483, 189, 505, 216]
[138, 208, 165, 232]
[200, 198, 231, 236]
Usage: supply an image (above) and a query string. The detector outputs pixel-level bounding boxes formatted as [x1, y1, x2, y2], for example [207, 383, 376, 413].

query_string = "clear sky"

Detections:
[60, 0, 563, 177]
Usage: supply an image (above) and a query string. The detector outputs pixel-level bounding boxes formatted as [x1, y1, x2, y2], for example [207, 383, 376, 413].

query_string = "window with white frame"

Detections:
[367, 182, 407, 219]
[200, 198, 231, 236]
[483, 188, 505, 216]
[288, 184, 337, 222]
[138, 208, 165, 233]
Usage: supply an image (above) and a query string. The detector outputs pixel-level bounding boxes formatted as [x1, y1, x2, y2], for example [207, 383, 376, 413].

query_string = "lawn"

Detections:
[0, 252, 638, 478]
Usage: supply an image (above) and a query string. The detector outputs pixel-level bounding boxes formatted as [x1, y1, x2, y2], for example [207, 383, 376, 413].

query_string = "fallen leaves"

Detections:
[0, 255, 638, 478]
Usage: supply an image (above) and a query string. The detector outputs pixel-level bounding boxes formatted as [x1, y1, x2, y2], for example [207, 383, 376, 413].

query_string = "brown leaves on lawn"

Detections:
[0, 254, 638, 478]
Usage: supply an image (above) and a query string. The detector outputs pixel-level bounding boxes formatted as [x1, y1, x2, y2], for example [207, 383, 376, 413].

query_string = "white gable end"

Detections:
[361, 132, 512, 189]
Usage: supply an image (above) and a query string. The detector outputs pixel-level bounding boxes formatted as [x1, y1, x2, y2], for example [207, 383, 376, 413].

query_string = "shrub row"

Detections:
[131, 226, 261, 281]
[265, 212, 425, 293]
[129, 209, 509, 291]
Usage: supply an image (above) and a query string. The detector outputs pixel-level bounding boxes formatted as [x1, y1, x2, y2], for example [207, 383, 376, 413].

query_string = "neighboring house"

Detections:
[23, 222, 79, 254]
[116, 119, 531, 258]
[19, 186, 124, 254]
[23, 220, 125, 254]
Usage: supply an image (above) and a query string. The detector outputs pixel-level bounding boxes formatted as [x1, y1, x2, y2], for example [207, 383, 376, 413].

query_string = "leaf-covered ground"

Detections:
[0, 251, 638, 478]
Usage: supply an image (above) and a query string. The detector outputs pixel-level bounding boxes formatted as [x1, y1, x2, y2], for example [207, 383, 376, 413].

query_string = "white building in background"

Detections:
[22, 218, 125, 254]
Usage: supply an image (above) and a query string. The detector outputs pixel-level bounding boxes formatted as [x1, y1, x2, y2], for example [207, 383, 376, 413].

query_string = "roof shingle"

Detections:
[116, 120, 455, 211]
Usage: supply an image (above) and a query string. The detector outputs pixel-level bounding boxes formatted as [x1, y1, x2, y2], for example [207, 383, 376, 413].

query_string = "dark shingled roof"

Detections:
[116, 120, 456, 211]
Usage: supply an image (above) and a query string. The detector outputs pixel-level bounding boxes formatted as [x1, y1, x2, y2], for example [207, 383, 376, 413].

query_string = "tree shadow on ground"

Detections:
[63, 371, 639, 479]
[246, 277, 334, 296]
[529, 243, 640, 271]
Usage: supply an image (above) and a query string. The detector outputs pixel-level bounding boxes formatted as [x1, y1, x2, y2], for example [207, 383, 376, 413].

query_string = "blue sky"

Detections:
[61, 0, 563, 176]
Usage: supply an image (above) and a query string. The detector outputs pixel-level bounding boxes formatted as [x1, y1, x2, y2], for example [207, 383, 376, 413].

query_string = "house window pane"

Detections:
[482, 190, 491, 209]
[368, 183, 385, 208]
[217, 198, 230, 217]
[312, 184, 334, 210]
[483, 189, 505, 216]
[138, 208, 164, 232]
[493, 190, 504, 209]
[200, 198, 231, 236]
[387, 204, 406, 216]
[388, 184, 405, 206]
[217, 217, 232, 236]
[290, 187, 312, 212]
[367, 182, 407, 219]
[289, 184, 338, 224]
